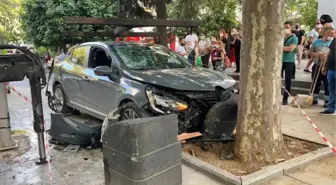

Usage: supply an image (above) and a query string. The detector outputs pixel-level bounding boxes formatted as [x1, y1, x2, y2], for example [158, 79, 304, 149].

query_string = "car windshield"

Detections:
[110, 44, 191, 70]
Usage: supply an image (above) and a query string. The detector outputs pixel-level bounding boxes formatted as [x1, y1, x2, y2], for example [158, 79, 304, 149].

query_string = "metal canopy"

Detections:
[64, 16, 200, 27]
[61, 31, 160, 37]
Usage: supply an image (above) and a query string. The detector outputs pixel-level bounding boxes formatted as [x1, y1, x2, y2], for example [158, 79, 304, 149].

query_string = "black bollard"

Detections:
[102, 114, 182, 185]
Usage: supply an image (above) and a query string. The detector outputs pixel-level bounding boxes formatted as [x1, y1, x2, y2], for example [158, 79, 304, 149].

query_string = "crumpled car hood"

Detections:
[124, 67, 236, 91]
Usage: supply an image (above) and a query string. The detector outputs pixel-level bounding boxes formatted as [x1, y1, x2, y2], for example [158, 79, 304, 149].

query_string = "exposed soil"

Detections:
[182, 136, 324, 176]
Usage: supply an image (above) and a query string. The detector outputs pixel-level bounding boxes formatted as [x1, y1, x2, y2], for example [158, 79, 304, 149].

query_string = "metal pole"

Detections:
[0, 83, 17, 151]
[29, 77, 47, 164]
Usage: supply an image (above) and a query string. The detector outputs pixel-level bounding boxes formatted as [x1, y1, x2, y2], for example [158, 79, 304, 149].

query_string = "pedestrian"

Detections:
[198, 31, 211, 68]
[282, 21, 299, 105]
[293, 23, 305, 68]
[320, 28, 336, 115]
[210, 36, 225, 70]
[185, 41, 196, 65]
[219, 29, 230, 59]
[185, 29, 198, 50]
[309, 27, 334, 107]
[320, 14, 334, 29]
[185, 29, 198, 65]
[175, 37, 188, 59]
[229, 29, 237, 67]
[304, 20, 323, 73]
[59, 49, 66, 62]
[231, 30, 241, 73]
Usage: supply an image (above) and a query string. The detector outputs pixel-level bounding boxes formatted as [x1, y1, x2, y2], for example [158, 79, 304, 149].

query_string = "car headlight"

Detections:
[146, 90, 188, 113]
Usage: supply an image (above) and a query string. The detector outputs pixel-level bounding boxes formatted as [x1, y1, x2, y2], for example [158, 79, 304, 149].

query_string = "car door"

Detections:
[61, 46, 90, 109]
[81, 45, 120, 118]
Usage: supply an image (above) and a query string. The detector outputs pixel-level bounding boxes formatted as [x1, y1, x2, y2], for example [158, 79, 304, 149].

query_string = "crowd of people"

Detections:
[172, 14, 335, 116]
[175, 28, 241, 72]
[282, 14, 335, 116]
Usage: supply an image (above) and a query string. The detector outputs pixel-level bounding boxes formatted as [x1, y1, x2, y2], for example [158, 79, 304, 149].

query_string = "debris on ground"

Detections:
[62, 144, 80, 152]
[182, 136, 324, 176]
[177, 132, 202, 142]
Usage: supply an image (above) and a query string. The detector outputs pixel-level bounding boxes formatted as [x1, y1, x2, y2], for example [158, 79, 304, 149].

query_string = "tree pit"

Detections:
[182, 136, 325, 176]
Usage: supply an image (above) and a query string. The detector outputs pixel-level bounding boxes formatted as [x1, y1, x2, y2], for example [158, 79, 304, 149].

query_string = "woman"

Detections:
[211, 36, 225, 70]
[318, 14, 333, 39]
[231, 30, 241, 73]
[219, 29, 230, 58]
[198, 32, 211, 68]
[229, 29, 239, 67]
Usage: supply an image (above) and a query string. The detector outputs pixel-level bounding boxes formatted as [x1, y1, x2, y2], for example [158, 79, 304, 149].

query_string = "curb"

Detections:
[182, 153, 241, 185]
[182, 147, 332, 185]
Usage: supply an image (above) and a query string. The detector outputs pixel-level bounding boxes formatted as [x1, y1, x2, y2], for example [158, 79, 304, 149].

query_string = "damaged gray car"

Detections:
[52, 42, 238, 135]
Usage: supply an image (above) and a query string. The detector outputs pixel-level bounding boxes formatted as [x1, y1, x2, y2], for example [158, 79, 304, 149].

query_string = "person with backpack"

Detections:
[282, 21, 299, 105]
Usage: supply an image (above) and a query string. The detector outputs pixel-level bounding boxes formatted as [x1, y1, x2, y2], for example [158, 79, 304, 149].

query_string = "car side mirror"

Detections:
[93, 66, 113, 76]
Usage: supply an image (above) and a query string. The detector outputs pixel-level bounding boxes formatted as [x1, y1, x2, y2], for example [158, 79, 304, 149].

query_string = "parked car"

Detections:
[52, 42, 237, 133]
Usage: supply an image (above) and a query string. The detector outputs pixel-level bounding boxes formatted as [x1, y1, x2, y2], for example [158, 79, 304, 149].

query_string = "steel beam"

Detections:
[64, 17, 200, 27]
[61, 31, 159, 37]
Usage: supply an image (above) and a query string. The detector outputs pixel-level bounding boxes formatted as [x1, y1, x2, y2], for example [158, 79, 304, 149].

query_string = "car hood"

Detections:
[123, 67, 236, 91]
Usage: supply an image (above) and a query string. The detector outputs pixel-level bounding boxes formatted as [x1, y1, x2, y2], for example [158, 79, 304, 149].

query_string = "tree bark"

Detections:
[234, 0, 288, 165]
[156, 0, 168, 47]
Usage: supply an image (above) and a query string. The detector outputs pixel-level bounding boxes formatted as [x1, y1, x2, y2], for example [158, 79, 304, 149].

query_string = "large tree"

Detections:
[285, 0, 318, 30]
[0, 0, 23, 44]
[21, 0, 117, 48]
[234, 0, 288, 165]
[168, 0, 240, 36]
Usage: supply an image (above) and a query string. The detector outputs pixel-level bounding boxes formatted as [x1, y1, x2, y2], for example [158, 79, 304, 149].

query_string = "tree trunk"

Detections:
[234, 0, 288, 165]
[156, 0, 168, 47]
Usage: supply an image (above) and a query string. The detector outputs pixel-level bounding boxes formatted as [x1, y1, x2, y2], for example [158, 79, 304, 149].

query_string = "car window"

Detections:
[71, 46, 88, 66]
[110, 45, 191, 70]
[88, 47, 112, 68]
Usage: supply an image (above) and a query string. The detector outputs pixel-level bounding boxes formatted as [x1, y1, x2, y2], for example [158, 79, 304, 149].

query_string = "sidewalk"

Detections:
[261, 156, 335, 185]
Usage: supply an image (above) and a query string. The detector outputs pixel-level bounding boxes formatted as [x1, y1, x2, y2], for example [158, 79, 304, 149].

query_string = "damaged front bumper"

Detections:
[144, 86, 238, 134]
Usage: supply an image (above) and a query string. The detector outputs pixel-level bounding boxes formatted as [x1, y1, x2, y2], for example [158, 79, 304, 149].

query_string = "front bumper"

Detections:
[203, 93, 238, 139]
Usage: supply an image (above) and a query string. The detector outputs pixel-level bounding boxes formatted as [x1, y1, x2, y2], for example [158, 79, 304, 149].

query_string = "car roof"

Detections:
[79, 41, 155, 47]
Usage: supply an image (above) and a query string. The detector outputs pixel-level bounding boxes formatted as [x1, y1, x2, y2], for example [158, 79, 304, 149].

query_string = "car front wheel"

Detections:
[53, 84, 73, 114]
[120, 102, 148, 121]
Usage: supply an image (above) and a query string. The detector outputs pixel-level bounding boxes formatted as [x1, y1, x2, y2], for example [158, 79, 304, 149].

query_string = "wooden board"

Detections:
[64, 16, 200, 27]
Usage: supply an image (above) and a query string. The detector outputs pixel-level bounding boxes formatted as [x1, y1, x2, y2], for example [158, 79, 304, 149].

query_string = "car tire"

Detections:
[120, 102, 147, 121]
[53, 84, 73, 114]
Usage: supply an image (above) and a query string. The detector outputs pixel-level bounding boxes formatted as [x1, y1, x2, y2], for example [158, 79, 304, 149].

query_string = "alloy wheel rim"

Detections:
[54, 88, 64, 112]
[122, 109, 139, 120]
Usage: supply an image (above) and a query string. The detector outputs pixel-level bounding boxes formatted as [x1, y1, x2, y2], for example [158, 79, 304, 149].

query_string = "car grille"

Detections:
[200, 92, 218, 106]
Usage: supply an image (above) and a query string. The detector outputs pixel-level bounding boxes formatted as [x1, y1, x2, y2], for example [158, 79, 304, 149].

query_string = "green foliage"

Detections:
[21, 0, 117, 48]
[35, 46, 48, 56]
[0, 0, 23, 44]
[168, 0, 239, 38]
[285, 0, 318, 30]
[199, 0, 239, 37]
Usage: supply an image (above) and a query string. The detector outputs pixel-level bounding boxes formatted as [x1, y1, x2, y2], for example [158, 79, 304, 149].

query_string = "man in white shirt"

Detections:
[185, 30, 198, 50]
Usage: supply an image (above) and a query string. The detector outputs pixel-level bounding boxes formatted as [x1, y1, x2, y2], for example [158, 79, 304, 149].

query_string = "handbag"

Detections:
[195, 56, 202, 67]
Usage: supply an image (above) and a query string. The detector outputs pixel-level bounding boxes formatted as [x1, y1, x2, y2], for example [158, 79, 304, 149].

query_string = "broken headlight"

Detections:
[146, 89, 188, 113]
